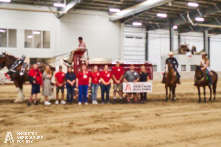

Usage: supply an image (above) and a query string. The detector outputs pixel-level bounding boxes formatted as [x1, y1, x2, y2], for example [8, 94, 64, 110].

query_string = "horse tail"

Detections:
[211, 71, 218, 97]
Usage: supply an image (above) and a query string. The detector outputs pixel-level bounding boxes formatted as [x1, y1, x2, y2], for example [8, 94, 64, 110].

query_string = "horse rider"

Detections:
[162, 51, 181, 84]
[63, 37, 87, 66]
[200, 52, 212, 85]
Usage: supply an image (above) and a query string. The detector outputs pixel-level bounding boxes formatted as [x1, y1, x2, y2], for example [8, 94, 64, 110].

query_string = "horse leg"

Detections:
[208, 85, 212, 101]
[13, 80, 23, 103]
[165, 86, 168, 102]
[203, 86, 206, 102]
[197, 86, 201, 103]
[169, 86, 171, 100]
[20, 82, 25, 100]
[213, 83, 217, 101]
[172, 87, 175, 102]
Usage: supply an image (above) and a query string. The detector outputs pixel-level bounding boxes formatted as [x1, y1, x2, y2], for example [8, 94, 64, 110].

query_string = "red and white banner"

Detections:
[123, 82, 152, 93]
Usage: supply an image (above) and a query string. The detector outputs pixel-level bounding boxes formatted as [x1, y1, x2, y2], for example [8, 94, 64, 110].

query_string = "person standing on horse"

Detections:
[28, 64, 42, 106]
[200, 52, 212, 85]
[63, 37, 87, 66]
[162, 51, 181, 84]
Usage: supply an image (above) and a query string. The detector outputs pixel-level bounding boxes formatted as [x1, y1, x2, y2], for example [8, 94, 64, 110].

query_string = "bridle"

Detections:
[195, 67, 206, 83]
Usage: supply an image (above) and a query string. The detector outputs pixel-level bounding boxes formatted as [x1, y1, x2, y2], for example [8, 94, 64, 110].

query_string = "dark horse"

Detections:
[194, 65, 218, 102]
[164, 62, 178, 101]
[0, 52, 55, 102]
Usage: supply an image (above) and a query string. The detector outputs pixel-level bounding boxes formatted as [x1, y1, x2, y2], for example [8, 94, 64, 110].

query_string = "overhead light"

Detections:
[53, 3, 65, 7]
[157, 13, 167, 18]
[0, 29, 6, 33]
[188, 2, 199, 7]
[33, 31, 41, 35]
[109, 8, 121, 13]
[195, 17, 204, 22]
[173, 26, 178, 29]
[27, 36, 33, 39]
[132, 22, 142, 26]
[0, 0, 11, 2]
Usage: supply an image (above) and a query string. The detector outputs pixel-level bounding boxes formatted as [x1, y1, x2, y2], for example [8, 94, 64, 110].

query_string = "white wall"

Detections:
[57, 10, 121, 60]
[210, 34, 221, 71]
[148, 30, 221, 72]
[148, 29, 178, 71]
[0, 6, 121, 63]
[0, 8, 57, 58]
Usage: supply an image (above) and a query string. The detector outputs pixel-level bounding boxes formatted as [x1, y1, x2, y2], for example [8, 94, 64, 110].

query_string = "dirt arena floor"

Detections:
[0, 79, 221, 147]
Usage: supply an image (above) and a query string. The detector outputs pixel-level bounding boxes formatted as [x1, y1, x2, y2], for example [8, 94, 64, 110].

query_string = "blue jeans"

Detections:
[78, 85, 88, 103]
[100, 84, 111, 103]
[66, 86, 74, 103]
[91, 83, 99, 101]
[205, 69, 212, 84]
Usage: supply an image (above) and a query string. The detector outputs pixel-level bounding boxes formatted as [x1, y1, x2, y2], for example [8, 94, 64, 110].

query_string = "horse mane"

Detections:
[2, 52, 18, 60]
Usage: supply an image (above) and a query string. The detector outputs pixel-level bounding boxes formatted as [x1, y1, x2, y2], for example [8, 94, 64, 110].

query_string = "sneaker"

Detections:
[55, 100, 59, 105]
[61, 100, 66, 105]
[92, 100, 98, 104]
[85, 102, 88, 105]
[27, 102, 31, 106]
[113, 97, 117, 100]
[78, 102, 82, 105]
[119, 97, 123, 100]
[44, 101, 51, 106]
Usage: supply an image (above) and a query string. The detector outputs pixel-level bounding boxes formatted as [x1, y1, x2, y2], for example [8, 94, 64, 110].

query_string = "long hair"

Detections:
[202, 55, 209, 66]
[45, 65, 51, 75]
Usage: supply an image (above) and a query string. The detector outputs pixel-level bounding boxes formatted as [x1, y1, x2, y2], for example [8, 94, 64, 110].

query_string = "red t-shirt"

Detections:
[28, 68, 43, 85]
[100, 71, 112, 84]
[55, 71, 65, 87]
[91, 72, 100, 84]
[77, 71, 91, 85]
[112, 66, 124, 83]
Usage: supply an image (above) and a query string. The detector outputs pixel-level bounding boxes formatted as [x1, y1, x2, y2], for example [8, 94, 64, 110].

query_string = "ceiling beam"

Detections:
[109, 0, 171, 21]
[56, 0, 80, 18]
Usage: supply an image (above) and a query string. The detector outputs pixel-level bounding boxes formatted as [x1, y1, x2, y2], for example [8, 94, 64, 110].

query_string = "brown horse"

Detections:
[164, 62, 178, 101]
[0, 53, 55, 102]
[194, 65, 218, 102]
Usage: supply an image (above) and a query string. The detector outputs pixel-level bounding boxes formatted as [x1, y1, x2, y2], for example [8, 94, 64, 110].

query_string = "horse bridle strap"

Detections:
[195, 76, 205, 83]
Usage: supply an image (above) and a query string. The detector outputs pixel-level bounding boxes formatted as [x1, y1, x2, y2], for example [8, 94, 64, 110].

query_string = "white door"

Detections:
[123, 27, 146, 61]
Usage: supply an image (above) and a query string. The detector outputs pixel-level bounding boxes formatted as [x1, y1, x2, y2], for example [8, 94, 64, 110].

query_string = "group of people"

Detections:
[27, 35, 212, 106]
[27, 61, 150, 106]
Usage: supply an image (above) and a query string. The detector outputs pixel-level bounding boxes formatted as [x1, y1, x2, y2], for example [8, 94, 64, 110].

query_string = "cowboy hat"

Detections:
[201, 52, 208, 56]
[168, 51, 174, 56]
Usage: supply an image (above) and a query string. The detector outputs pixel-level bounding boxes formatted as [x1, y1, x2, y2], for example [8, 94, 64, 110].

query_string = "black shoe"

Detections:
[27, 102, 31, 106]
[34, 101, 38, 105]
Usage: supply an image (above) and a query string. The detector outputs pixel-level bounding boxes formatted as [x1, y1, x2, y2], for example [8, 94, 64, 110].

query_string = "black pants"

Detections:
[140, 93, 147, 101]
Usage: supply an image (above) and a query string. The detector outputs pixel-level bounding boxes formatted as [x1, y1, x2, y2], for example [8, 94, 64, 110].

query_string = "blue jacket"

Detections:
[65, 72, 76, 87]
[166, 57, 179, 68]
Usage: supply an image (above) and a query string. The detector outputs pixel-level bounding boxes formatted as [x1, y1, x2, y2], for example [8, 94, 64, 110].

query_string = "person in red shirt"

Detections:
[55, 66, 66, 105]
[112, 61, 124, 100]
[100, 65, 112, 104]
[27, 64, 42, 106]
[90, 66, 100, 104]
[76, 64, 91, 105]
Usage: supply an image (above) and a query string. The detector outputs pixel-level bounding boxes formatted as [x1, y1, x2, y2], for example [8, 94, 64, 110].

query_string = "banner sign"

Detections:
[123, 82, 152, 93]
